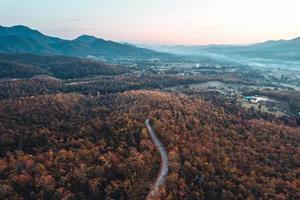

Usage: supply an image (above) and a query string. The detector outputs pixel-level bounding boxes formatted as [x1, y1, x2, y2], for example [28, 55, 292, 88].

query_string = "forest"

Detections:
[0, 90, 299, 199]
[0, 53, 299, 200]
[0, 93, 160, 199]
[0, 73, 213, 100]
[0, 53, 127, 79]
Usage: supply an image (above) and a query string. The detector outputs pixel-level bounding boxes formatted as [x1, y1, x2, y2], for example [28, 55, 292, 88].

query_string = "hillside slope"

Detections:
[0, 53, 127, 79]
[0, 90, 299, 199]
[0, 25, 171, 60]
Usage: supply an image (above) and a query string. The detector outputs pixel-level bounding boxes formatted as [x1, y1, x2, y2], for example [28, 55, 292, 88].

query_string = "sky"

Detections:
[1, 0, 300, 45]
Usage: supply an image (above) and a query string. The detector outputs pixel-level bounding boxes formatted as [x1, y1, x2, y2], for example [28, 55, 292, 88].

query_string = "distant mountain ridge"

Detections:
[0, 25, 171, 60]
[140, 37, 300, 62]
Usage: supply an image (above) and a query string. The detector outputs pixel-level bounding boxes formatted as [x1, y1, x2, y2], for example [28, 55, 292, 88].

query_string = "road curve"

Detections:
[145, 119, 168, 200]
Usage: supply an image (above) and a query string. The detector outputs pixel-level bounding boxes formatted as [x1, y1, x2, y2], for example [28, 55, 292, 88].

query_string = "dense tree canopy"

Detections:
[0, 90, 299, 199]
[0, 93, 159, 199]
[0, 53, 127, 79]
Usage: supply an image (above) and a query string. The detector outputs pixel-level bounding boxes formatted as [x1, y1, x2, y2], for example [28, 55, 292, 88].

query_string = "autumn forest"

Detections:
[0, 53, 299, 200]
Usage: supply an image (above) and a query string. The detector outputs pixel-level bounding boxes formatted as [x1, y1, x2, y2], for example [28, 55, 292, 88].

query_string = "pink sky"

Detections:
[1, 0, 300, 45]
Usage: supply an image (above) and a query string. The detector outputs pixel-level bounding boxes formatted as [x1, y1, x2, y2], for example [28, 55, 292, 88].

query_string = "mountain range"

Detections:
[0, 25, 171, 60]
[1, 25, 299, 67]
[137, 37, 300, 68]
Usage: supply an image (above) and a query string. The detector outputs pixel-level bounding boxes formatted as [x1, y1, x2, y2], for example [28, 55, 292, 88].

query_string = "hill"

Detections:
[0, 25, 171, 60]
[0, 53, 127, 79]
[0, 90, 299, 199]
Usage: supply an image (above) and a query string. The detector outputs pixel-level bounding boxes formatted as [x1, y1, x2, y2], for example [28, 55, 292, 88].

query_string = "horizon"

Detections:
[2, 24, 299, 47]
[1, 0, 300, 45]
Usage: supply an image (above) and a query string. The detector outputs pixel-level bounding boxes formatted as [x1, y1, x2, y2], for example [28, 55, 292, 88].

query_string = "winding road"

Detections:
[145, 119, 168, 200]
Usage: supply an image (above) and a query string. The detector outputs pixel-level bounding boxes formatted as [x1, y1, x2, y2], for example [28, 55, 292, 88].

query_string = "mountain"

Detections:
[199, 37, 300, 58]
[0, 25, 62, 44]
[0, 25, 171, 60]
[142, 37, 300, 67]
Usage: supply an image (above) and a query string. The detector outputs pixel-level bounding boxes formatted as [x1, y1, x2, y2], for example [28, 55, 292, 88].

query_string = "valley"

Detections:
[0, 52, 299, 199]
[0, 25, 299, 200]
